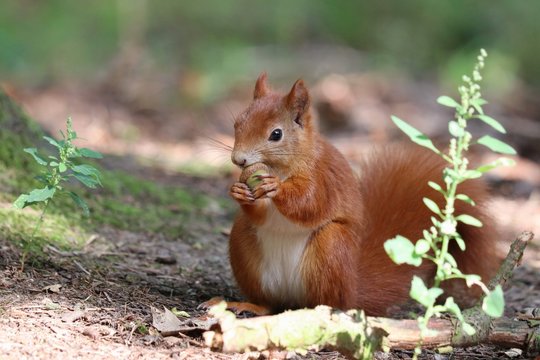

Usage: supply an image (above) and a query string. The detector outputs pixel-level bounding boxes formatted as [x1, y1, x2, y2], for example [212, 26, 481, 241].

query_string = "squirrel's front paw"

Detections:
[253, 175, 280, 199]
[230, 182, 255, 204]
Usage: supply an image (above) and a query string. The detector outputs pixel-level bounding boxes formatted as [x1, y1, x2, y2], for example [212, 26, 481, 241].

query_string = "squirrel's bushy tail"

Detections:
[356, 144, 499, 310]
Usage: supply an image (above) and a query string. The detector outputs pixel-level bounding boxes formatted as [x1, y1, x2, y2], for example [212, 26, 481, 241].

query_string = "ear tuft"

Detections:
[285, 79, 310, 125]
[254, 72, 269, 99]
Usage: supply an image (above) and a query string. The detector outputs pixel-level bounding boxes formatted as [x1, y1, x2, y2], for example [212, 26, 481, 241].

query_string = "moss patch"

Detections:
[91, 170, 210, 238]
[0, 204, 88, 253]
[0, 89, 225, 256]
[1, 164, 215, 245]
[0, 90, 45, 171]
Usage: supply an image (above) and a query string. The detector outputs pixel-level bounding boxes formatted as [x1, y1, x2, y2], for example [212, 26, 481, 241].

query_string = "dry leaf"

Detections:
[151, 307, 183, 336]
[504, 348, 523, 358]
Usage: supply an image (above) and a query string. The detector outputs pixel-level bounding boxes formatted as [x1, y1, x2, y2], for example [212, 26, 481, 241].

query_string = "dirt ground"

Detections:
[1, 80, 539, 359]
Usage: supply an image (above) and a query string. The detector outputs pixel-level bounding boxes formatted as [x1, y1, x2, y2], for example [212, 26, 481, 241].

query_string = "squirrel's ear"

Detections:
[285, 79, 310, 126]
[254, 72, 269, 99]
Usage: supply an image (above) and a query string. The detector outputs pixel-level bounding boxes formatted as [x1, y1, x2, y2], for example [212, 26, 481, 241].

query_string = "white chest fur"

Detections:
[256, 201, 312, 307]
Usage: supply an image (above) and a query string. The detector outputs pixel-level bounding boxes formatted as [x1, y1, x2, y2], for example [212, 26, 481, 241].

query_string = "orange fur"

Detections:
[223, 74, 499, 316]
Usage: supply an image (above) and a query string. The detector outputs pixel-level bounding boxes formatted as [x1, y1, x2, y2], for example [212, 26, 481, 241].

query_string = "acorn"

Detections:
[239, 163, 270, 190]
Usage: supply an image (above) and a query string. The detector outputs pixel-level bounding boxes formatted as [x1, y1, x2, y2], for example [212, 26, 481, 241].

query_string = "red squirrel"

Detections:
[219, 73, 499, 317]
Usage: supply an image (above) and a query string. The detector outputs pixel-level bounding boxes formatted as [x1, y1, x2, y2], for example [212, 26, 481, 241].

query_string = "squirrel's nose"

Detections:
[231, 153, 247, 168]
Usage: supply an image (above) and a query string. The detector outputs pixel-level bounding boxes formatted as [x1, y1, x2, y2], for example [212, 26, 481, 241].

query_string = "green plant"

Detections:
[384, 49, 514, 358]
[12, 117, 103, 262]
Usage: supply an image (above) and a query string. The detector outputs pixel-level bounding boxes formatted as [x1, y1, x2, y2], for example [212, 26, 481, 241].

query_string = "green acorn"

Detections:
[240, 163, 269, 190]
[246, 170, 266, 190]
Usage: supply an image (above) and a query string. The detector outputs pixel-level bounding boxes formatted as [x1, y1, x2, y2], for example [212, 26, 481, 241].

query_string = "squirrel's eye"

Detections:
[268, 128, 283, 141]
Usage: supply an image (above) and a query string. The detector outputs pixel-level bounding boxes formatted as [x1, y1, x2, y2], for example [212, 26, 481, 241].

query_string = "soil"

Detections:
[1, 80, 539, 360]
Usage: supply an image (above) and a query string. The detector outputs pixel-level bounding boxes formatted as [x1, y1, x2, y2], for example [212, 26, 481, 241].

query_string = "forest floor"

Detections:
[0, 77, 539, 359]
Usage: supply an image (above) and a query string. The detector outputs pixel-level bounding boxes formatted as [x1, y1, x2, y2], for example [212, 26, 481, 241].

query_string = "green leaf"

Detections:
[454, 235, 466, 251]
[443, 168, 459, 182]
[477, 135, 517, 155]
[71, 165, 102, 187]
[69, 191, 89, 216]
[456, 194, 475, 206]
[475, 115, 506, 134]
[476, 157, 516, 173]
[26, 186, 56, 203]
[444, 253, 458, 268]
[448, 121, 464, 137]
[456, 214, 483, 227]
[471, 104, 484, 115]
[43, 136, 60, 148]
[423, 197, 442, 216]
[471, 98, 488, 106]
[391, 116, 440, 154]
[59, 163, 67, 173]
[14, 187, 56, 208]
[79, 147, 103, 159]
[462, 322, 477, 336]
[464, 274, 481, 288]
[410, 276, 428, 305]
[470, 98, 487, 115]
[426, 287, 444, 305]
[462, 170, 482, 180]
[24, 148, 47, 165]
[445, 296, 477, 335]
[415, 239, 430, 255]
[428, 181, 444, 194]
[410, 276, 443, 308]
[73, 173, 99, 188]
[443, 297, 463, 321]
[482, 285, 504, 318]
[71, 164, 101, 178]
[437, 96, 460, 108]
[13, 194, 29, 209]
[384, 235, 422, 266]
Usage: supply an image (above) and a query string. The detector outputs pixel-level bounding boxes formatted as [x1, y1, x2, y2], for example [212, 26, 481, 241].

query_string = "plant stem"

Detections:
[20, 199, 51, 271]
[31, 199, 50, 238]
[435, 110, 470, 287]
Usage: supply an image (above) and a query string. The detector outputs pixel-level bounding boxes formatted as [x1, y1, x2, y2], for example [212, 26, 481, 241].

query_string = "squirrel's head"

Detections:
[231, 73, 315, 175]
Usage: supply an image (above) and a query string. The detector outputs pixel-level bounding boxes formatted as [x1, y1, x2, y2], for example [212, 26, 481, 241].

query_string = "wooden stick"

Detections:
[487, 231, 533, 290]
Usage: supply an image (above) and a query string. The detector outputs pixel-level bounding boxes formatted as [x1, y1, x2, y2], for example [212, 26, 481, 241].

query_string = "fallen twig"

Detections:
[487, 231, 532, 290]
[73, 259, 91, 276]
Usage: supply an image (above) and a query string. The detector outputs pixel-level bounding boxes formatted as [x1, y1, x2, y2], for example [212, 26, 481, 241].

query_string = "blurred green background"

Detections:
[1, 0, 539, 106]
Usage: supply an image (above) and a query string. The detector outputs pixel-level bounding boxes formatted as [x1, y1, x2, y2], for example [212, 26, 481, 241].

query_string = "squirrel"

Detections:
[212, 73, 499, 317]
